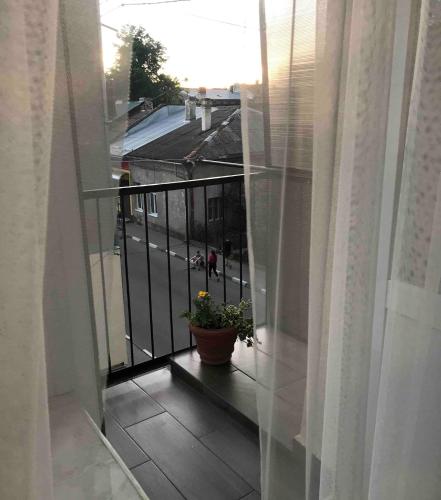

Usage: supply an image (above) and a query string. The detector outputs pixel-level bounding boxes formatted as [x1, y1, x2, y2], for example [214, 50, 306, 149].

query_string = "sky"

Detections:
[100, 0, 262, 88]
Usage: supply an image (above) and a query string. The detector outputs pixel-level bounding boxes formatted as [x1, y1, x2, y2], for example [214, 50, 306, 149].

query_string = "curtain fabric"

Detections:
[0, 1, 58, 498]
[0, 1, 125, 498]
[309, 0, 399, 497]
[368, 2, 441, 498]
[243, 0, 441, 498]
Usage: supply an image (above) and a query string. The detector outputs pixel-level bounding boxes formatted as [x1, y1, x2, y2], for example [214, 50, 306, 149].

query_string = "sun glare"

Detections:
[100, 0, 261, 88]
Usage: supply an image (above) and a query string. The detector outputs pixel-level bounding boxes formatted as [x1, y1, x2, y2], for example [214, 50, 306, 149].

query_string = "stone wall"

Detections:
[130, 159, 189, 238]
[130, 159, 244, 245]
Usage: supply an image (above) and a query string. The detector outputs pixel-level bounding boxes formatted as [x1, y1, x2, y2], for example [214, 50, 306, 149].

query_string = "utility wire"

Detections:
[100, 3, 124, 16]
[101, 22, 119, 32]
[188, 14, 246, 29]
[101, 0, 190, 17]
[122, 0, 191, 6]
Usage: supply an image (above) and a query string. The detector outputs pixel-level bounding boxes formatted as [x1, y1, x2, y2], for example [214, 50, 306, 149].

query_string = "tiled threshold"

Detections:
[170, 334, 307, 451]
[170, 348, 259, 433]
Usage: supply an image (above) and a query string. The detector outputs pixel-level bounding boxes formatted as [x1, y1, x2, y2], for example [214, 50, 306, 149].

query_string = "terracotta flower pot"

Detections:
[189, 324, 237, 365]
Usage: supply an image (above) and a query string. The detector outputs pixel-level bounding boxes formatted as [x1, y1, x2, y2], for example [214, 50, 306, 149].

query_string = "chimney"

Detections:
[144, 98, 153, 112]
[114, 99, 124, 116]
[185, 98, 196, 120]
[201, 98, 212, 131]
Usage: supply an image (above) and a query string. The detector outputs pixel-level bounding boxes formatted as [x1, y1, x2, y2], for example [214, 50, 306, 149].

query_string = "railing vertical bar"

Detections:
[184, 188, 193, 348]
[165, 191, 175, 354]
[204, 185, 209, 291]
[239, 181, 243, 300]
[143, 193, 155, 359]
[96, 198, 112, 376]
[222, 183, 227, 304]
[120, 195, 135, 367]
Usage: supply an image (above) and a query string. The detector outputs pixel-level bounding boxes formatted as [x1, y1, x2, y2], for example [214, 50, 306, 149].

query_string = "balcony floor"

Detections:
[169, 341, 307, 499]
[170, 347, 259, 430]
[104, 365, 261, 500]
[171, 336, 307, 450]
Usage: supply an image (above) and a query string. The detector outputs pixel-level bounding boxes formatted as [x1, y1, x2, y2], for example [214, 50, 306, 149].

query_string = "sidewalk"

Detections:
[123, 221, 251, 287]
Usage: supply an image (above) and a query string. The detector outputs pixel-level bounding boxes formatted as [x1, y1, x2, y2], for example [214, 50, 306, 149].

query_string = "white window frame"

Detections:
[147, 192, 158, 217]
[135, 192, 144, 213]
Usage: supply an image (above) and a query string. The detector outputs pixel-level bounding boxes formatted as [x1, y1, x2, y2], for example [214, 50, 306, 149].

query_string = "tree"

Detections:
[107, 25, 180, 104]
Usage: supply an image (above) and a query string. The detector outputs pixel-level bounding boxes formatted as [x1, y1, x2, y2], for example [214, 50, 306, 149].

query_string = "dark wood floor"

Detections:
[105, 366, 261, 500]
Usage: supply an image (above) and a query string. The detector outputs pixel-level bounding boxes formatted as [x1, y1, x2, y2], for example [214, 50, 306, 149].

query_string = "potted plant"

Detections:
[182, 291, 253, 365]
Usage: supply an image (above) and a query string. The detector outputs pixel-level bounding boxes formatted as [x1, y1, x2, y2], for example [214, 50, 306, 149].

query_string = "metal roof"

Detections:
[111, 105, 203, 157]
[127, 100, 143, 112]
[113, 100, 143, 120]
[125, 106, 240, 161]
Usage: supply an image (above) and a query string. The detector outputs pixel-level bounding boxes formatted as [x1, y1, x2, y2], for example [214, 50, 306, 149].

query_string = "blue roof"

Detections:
[111, 105, 204, 157]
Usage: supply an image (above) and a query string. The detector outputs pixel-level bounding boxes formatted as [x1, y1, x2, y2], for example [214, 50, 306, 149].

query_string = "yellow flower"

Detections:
[198, 291, 209, 299]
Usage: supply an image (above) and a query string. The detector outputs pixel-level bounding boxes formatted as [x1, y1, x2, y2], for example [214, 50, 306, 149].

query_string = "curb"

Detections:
[126, 233, 249, 288]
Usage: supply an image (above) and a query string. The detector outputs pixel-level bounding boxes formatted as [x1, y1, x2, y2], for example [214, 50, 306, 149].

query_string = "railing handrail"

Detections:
[83, 165, 311, 201]
[82, 173, 245, 200]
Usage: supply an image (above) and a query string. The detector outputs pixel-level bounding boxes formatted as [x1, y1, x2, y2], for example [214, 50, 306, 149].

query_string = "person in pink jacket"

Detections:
[208, 250, 220, 281]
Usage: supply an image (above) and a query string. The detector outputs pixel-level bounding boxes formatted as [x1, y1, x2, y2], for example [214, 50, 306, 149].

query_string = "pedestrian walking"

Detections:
[208, 250, 220, 281]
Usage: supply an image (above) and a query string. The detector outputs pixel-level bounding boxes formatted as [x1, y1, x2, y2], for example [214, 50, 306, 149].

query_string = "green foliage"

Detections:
[222, 302, 254, 345]
[181, 292, 254, 346]
[107, 25, 180, 103]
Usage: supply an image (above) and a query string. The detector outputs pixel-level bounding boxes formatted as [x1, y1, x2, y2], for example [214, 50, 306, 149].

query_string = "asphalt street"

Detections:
[121, 236, 252, 361]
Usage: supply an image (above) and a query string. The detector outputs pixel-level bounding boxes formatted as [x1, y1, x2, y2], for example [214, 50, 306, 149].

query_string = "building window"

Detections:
[208, 197, 222, 221]
[147, 192, 158, 216]
[135, 192, 144, 212]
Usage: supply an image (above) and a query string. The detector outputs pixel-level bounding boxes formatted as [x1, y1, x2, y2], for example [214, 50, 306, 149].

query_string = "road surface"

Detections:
[120, 235, 252, 362]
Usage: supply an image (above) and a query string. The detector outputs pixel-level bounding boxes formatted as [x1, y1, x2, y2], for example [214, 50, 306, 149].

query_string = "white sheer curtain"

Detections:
[1, 2, 58, 498]
[243, 0, 441, 498]
[0, 1, 141, 499]
[368, 2, 441, 498]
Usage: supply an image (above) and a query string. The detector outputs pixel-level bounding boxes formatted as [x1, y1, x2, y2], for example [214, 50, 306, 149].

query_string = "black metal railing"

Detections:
[83, 173, 246, 383]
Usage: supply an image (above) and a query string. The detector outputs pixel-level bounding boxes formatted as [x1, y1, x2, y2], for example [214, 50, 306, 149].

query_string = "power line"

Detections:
[188, 14, 246, 29]
[101, 22, 119, 32]
[122, 0, 191, 6]
[101, 0, 190, 17]
[100, 3, 124, 16]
